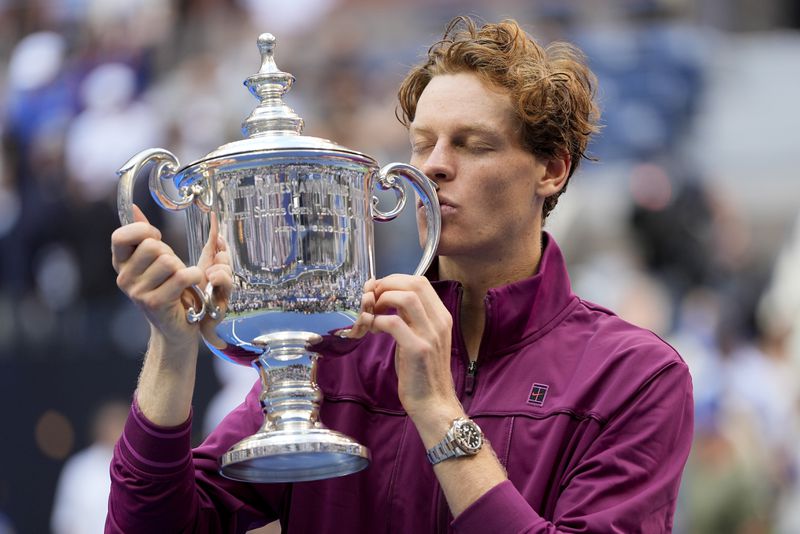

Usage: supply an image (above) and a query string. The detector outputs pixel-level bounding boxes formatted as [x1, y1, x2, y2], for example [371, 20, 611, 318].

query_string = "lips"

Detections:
[418, 196, 456, 210]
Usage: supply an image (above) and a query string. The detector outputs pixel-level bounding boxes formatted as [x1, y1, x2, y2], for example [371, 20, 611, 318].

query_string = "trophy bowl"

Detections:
[117, 33, 440, 483]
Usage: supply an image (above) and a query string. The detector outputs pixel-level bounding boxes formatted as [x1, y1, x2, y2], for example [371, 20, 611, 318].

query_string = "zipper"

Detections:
[463, 292, 491, 402]
[464, 360, 478, 396]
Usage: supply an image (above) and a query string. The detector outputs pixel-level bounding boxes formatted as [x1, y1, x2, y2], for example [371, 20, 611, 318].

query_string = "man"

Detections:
[108, 16, 693, 533]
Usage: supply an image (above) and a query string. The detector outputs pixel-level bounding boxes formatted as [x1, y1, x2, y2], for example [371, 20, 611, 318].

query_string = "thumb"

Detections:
[132, 204, 150, 224]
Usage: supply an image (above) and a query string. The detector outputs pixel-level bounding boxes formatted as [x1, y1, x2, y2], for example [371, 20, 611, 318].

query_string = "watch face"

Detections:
[454, 420, 483, 454]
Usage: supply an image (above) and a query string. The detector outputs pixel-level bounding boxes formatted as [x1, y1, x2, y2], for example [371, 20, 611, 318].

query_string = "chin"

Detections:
[432, 240, 470, 259]
[418, 227, 472, 259]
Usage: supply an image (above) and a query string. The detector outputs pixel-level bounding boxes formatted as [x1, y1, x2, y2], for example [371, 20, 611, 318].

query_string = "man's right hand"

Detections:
[111, 204, 205, 349]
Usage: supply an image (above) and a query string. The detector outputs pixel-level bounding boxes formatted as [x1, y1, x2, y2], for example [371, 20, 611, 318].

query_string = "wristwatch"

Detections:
[426, 417, 484, 465]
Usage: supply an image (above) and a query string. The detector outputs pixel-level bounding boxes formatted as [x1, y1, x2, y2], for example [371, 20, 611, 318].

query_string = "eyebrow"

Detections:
[409, 124, 506, 142]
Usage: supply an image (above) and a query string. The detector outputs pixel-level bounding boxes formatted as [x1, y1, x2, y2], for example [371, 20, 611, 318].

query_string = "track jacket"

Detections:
[107, 233, 694, 533]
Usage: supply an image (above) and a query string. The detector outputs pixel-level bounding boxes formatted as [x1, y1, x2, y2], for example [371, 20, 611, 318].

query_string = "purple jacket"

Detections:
[107, 234, 693, 533]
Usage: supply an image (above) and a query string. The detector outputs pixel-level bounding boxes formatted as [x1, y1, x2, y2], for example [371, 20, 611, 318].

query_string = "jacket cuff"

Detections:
[452, 480, 546, 533]
[116, 395, 193, 475]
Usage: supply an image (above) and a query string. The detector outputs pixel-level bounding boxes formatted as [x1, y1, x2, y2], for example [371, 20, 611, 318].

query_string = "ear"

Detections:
[535, 152, 571, 198]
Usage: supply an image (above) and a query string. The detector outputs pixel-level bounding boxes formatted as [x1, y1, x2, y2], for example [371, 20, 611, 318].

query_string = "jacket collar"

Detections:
[428, 232, 577, 359]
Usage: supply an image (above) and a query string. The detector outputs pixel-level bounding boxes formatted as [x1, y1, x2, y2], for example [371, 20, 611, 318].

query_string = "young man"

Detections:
[108, 17, 693, 533]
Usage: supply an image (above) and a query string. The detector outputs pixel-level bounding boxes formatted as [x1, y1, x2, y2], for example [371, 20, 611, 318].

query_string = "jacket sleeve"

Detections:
[106, 384, 288, 533]
[452, 361, 694, 533]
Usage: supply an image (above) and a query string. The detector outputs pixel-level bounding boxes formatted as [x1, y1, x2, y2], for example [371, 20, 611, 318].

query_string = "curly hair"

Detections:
[397, 16, 601, 220]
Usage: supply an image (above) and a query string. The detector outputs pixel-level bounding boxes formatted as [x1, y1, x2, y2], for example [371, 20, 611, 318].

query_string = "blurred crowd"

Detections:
[1, 0, 799, 533]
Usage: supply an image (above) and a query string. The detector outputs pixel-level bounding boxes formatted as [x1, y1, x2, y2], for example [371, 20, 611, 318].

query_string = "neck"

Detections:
[438, 232, 544, 360]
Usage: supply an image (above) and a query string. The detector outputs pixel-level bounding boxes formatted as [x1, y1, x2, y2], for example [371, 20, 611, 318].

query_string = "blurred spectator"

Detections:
[759, 212, 800, 367]
[5, 31, 74, 149]
[571, 247, 673, 335]
[680, 415, 772, 533]
[203, 357, 258, 437]
[669, 287, 725, 431]
[65, 62, 165, 202]
[237, 0, 340, 37]
[51, 401, 128, 534]
[628, 164, 718, 306]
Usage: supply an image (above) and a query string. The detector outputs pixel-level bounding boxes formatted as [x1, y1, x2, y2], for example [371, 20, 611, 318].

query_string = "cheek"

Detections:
[482, 175, 527, 205]
[482, 177, 538, 219]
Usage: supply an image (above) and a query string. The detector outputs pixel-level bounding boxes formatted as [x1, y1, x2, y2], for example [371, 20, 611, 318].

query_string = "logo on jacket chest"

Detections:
[527, 383, 550, 407]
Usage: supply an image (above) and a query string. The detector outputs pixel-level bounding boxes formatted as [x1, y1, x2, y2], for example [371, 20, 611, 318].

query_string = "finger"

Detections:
[111, 225, 163, 269]
[118, 238, 182, 284]
[143, 265, 204, 308]
[125, 264, 204, 320]
[205, 263, 232, 282]
[346, 291, 378, 338]
[374, 274, 442, 316]
[205, 264, 233, 300]
[368, 314, 423, 351]
[360, 284, 376, 313]
[340, 310, 374, 339]
[212, 249, 232, 270]
[111, 214, 162, 271]
[132, 204, 149, 224]
[373, 290, 427, 326]
[338, 279, 377, 339]
[373, 287, 451, 336]
[374, 274, 437, 296]
[363, 277, 377, 294]
[198, 213, 220, 270]
[127, 252, 188, 294]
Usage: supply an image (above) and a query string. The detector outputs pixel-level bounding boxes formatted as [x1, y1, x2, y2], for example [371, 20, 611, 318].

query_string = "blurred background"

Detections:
[0, 0, 799, 532]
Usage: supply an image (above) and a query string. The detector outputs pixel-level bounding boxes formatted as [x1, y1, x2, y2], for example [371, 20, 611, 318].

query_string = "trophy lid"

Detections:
[198, 33, 372, 164]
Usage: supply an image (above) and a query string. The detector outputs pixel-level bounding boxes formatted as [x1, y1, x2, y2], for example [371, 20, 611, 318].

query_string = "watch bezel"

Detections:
[452, 418, 483, 455]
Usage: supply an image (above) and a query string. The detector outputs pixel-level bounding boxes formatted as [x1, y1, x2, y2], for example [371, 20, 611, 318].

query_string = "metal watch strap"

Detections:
[426, 418, 481, 465]
[426, 434, 460, 464]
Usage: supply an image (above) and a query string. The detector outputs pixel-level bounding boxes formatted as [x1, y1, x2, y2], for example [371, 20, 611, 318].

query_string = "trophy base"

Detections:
[220, 427, 370, 483]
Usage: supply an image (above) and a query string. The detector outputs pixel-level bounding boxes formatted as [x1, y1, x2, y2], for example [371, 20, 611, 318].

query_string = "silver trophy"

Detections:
[117, 33, 440, 483]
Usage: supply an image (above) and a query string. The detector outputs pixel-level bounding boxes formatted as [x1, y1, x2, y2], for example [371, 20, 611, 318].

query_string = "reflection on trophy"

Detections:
[116, 33, 441, 483]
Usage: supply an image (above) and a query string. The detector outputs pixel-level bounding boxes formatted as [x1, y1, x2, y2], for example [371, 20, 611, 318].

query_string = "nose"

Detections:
[420, 142, 453, 184]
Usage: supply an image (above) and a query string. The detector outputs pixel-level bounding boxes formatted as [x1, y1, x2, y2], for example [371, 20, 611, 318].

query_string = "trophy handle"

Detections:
[116, 148, 219, 324]
[372, 163, 441, 276]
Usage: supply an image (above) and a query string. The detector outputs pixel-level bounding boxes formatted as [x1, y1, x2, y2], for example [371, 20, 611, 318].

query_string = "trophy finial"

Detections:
[257, 33, 276, 59]
[242, 32, 304, 137]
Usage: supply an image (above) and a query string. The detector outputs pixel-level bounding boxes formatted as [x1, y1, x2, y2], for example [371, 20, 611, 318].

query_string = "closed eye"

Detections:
[411, 143, 434, 155]
[467, 143, 495, 153]
[452, 139, 495, 154]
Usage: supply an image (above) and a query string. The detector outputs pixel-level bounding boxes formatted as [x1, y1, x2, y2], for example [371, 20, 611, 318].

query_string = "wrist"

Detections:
[409, 401, 466, 449]
[147, 326, 200, 369]
[137, 330, 199, 427]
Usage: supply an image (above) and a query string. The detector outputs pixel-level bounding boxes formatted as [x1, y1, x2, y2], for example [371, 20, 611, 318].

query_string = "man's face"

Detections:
[409, 72, 547, 260]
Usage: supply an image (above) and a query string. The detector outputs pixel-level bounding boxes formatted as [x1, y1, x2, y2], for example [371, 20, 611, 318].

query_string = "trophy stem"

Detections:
[255, 339, 323, 433]
[220, 331, 370, 483]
